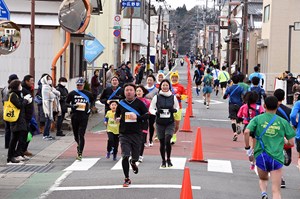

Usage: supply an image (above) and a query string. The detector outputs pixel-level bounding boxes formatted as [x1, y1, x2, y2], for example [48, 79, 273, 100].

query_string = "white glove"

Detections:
[246, 148, 253, 157]
[24, 94, 32, 104]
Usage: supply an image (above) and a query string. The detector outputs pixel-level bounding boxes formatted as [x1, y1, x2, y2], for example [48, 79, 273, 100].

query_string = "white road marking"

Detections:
[194, 99, 224, 105]
[51, 184, 201, 191]
[208, 159, 233, 173]
[64, 158, 100, 171]
[39, 171, 73, 199]
[159, 157, 187, 170]
[195, 118, 229, 122]
[111, 158, 140, 170]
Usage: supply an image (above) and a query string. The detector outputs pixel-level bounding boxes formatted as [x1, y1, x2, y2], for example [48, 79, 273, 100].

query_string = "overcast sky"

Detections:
[156, 0, 216, 10]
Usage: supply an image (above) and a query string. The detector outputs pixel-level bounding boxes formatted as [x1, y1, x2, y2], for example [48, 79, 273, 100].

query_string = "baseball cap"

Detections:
[76, 77, 85, 85]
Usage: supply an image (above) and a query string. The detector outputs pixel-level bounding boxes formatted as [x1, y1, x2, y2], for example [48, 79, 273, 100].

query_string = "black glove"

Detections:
[158, 109, 164, 113]
[170, 108, 177, 113]
[223, 95, 227, 100]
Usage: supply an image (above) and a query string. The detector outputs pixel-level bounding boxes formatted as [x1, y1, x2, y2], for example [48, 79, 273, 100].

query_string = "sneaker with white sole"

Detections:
[7, 157, 24, 165]
[15, 156, 25, 161]
[149, 142, 153, 147]
[138, 156, 143, 163]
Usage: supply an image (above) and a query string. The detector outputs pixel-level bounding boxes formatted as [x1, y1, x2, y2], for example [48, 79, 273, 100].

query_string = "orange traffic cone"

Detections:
[180, 105, 192, 132]
[189, 127, 207, 163]
[187, 90, 194, 117]
[180, 167, 193, 199]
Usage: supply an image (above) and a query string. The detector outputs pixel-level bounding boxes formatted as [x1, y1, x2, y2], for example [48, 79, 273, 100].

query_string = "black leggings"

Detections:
[71, 114, 89, 155]
[107, 132, 119, 155]
[140, 133, 147, 156]
[148, 115, 156, 143]
[159, 134, 172, 161]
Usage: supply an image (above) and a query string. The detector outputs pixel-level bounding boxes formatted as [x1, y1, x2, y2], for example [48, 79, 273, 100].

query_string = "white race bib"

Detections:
[125, 112, 137, 122]
[76, 102, 86, 111]
[160, 109, 171, 118]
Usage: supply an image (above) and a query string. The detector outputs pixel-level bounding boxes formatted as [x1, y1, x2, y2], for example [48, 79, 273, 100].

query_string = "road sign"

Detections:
[121, 1, 141, 7]
[84, 33, 105, 64]
[113, 14, 121, 30]
[0, 0, 10, 20]
[113, 29, 121, 38]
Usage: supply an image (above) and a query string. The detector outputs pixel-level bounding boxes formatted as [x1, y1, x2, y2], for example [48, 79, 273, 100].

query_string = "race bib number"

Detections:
[125, 112, 136, 123]
[76, 103, 86, 111]
[160, 109, 171, 118]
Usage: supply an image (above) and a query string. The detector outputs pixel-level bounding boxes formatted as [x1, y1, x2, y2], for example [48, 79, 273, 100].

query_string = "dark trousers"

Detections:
[148, 115, 156, 143]
[4, 121, 11, 149]
[7, 130, 27, 161]
[106, 132, 119, 155]
[140, 133, 147, 156]
[71, 114, 89, 155]
[56, 111, 66, 134]
[43, 117, 51, 137]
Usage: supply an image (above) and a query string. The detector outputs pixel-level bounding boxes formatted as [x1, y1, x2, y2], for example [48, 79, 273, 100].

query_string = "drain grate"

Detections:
[0, 164, 55, 173]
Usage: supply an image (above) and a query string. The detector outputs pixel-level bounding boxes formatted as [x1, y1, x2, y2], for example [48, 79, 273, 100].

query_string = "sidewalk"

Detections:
[0, 102, 105, 199]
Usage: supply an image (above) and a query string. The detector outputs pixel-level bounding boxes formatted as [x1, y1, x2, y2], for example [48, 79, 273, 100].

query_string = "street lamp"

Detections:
[288, 22, 300, 72]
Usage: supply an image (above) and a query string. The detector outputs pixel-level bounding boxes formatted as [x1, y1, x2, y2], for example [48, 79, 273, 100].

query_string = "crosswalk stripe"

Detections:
[64, 158, 100, 171]
[111, 158, 140, 170]
[51, 184, 201, 191]
[159, 157, 186, 170]
[208, 159, 233, 173]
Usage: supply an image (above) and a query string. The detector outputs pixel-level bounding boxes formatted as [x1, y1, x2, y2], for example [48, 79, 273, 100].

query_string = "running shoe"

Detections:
[7, 157, 24, 165]
[281, 179, 286, 188]
[138, 156, 143, 163]
[216, 90, 219, 96]
[15, 156, 25, 161]
[206, 105, 209, 109]
[167, 159, 173, 167]
[113, 154, 117, 161]
[129, 159, 138, 174]
[160, 160, 166, 168]
[232, 134, 238, 141]
[250, 163, 255, 170]
[106, 152, 110, 159]
[123, 178, 131, 187]
[261, 192, 268, 199]
[76, 154, 82, 161]
[171, 134, 177, 145]
[43, 136, 53, 141]
[149, 142, 153, 147]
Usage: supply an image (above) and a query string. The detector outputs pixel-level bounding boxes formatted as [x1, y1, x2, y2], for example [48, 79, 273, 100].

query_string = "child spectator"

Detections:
[104, 101, 120, 161]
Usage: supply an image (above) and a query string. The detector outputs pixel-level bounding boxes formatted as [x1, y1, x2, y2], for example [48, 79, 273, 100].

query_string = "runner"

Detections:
[244, 96, 295, 199]
[237, 91, 264, 170]
[223, 75, 245, 141]
[136, 85, 150, 162]
[218, 66, 230, 96]
[273, 89, 293, 188]
[202, 68, 213, 109]
[250, 76, 266, 105]
[66, 78, 94, 161]
[104, 100, 119, 161]
[193, 64, 204, 96]
[115, 83, 149, 187]
[169, 71, 187, 144]
[149, 79, 179, 167]
[290, 94, 300, 171]
[212, 65, 220, 96]
[144, 75, 159, 147]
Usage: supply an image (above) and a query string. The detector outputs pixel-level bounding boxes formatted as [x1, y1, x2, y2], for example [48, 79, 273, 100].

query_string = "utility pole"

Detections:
[115, 0, 121, 68]
[129, 7, 134, 63]
[160, 9, 164, 70]
[203, 0, 208, 56]
[217, 2, 221, 62]
[156, 6, 161, 72]
[146, 0, 151, 74]
[212, 26, 216, 60]
[30, 0, 35, 79]
[242, 0, 248, 75]
[226, 0, 232, 73]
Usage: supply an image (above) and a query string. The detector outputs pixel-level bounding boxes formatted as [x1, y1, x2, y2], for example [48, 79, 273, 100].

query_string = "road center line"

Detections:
[51, 184, 201, 191]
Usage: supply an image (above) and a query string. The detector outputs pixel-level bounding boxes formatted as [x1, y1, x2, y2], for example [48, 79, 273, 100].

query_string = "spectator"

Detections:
[41, 75, 61, 140]
[36, 74, 49, 133]
[1, 74, 19, 149]
[91, 69, 100, 109]
[106, 65, 115, 87]
[292, 74, 300, 104]
[286, 73, 296, 105]
[55, 77, 69, 136]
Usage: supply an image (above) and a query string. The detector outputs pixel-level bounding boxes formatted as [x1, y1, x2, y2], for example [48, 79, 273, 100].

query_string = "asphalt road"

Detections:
[2, 60, 300, 199]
